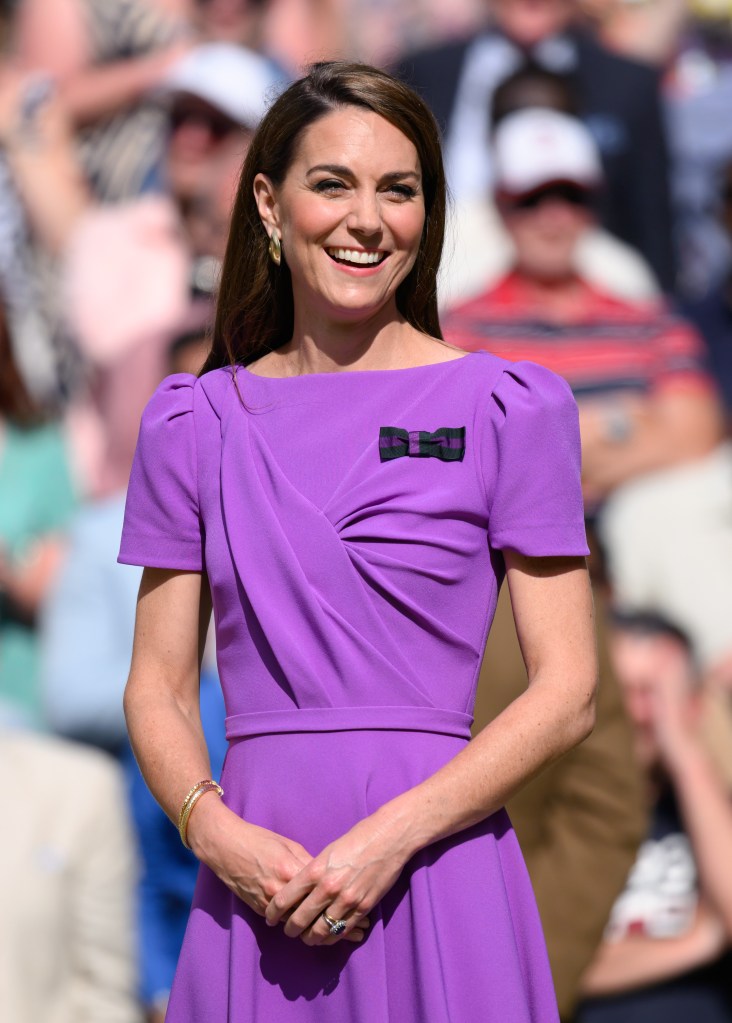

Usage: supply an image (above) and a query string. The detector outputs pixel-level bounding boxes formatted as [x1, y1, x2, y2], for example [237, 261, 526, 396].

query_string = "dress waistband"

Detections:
[225, 706, 473, 741]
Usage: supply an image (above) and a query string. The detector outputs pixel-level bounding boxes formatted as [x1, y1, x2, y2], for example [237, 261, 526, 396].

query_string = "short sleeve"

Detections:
[118, 374, 203, 570]
[484, 361, 589, 557]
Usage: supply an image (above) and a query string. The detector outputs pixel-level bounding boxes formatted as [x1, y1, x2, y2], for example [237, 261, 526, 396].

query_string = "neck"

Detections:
[281, 302, 425, 375]
[513, 269, 586, 323]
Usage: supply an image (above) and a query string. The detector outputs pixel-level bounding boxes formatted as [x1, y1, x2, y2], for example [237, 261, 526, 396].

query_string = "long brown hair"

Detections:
[203, 61, 446, 373]
[0, 302, 44, 428]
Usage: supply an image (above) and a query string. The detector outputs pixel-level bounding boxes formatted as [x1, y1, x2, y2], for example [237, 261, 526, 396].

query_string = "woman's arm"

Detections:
[123, 568, 217, 821]
[15, 0, 190, 126]
[265, 554, 598, 943]
[125, 567, 368, 941]
[581, 901, 726, 996]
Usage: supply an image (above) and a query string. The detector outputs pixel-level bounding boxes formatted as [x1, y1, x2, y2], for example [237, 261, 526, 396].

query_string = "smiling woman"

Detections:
[203, 61, 447, 374]
[119, 61, 597, 1023]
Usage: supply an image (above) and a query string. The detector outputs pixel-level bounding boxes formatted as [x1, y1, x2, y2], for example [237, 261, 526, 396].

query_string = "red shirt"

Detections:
[443, 272, 714, 399]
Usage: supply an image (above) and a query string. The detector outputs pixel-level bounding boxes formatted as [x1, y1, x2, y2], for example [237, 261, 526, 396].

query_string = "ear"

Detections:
[253, 173, 280, 236]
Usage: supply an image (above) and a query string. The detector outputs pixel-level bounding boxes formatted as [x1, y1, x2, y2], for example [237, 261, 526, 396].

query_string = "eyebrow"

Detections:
[306, 164, 421, 183]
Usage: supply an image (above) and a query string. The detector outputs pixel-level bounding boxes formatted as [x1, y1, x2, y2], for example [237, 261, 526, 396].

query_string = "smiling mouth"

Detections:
[325, 247, 388, 267]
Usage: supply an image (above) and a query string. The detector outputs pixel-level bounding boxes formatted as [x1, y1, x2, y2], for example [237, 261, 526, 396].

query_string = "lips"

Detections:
[325, 247, 388, 267]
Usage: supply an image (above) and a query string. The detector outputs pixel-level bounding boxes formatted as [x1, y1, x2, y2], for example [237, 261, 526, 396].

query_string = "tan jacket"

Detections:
[475, 586, 646, 1021]
[0, 732, 142, 1023]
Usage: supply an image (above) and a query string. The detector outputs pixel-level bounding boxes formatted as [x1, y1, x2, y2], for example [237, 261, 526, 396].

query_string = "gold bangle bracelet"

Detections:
[177, 780, 214, 828]
[178, 780, 224, 849]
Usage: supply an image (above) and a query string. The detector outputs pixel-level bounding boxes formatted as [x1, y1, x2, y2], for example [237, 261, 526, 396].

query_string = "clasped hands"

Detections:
[189, 798, 411, 948]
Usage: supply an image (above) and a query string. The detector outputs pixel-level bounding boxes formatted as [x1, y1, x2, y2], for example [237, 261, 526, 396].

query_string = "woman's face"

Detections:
[254, 107, 426, 329]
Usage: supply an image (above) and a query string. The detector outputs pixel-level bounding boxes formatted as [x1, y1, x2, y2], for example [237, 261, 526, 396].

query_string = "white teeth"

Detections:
[327, 248, 385, 266]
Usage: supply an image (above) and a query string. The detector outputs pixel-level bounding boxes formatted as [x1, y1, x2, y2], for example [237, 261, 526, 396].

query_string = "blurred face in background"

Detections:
[193, 0, 263, 45]
[610, 628, 699, 774]
[167, 93, 244, 202]
[490, 0, 576, 46]
[499, 182, 593, 282]
[187, 133, 251, 258]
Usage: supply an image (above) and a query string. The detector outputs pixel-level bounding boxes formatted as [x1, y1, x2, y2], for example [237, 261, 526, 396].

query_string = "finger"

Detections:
[297, 904, 369, 946]
[265, 875, 316, 927]
[301, 917, 353, 946]
[327, 915, 371, 945]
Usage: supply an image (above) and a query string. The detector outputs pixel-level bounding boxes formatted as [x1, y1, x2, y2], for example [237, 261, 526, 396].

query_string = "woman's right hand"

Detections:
[186, 796, 369, 943]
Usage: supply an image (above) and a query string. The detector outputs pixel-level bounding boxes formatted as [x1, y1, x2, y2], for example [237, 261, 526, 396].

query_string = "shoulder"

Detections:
[139, 367, 236, 427]
[489, 358, 576, 417]
[456, 350, 575, 410]
[141, 371, 197, 423]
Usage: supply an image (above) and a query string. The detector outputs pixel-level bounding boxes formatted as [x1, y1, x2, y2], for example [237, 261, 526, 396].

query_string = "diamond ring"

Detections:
[322, 911, 347, 936]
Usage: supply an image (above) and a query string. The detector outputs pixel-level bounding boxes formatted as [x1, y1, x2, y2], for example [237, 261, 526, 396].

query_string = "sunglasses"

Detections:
[503, 183, 593, 212]
[169, 100, 240, 141]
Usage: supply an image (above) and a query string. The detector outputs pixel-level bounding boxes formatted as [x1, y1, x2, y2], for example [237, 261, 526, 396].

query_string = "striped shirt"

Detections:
[76, 0, 181, 201]
[443, 272, 714, 399]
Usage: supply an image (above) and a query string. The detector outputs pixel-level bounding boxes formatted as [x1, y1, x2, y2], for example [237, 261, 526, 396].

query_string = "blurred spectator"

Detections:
[0, 66, 89, 400]
[443, 108, 732, 671]
[0, 713, 141, 1023]
[577, 613, 732, 1021]
[0, 0, 192, 399]
[475, 586, 645, 1021]
[683, 158, 732, 426]
[0, 301, 75, 727]
[396, 0, 676, 292]
[11, 0, 190, 200]
[665, 7, 732, 298]
[439, 62, 659, 308]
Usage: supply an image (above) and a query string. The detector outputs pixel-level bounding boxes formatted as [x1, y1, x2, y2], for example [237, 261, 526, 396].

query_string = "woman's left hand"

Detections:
[264, 806, 414, 946]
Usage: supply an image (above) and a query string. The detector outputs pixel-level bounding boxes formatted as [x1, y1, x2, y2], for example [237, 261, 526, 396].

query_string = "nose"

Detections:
[346, 188, 382, 237]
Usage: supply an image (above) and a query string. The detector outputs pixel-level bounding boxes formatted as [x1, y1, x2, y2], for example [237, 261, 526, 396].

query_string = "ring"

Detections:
[322, 911, 347, 936]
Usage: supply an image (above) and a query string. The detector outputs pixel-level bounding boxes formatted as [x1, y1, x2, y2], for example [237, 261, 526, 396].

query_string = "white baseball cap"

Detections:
[493, 108, 602, 197]
[159, 43, 286, 129]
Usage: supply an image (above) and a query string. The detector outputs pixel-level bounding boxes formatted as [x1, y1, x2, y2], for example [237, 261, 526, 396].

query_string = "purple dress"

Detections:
[119, 351, 589, 1022]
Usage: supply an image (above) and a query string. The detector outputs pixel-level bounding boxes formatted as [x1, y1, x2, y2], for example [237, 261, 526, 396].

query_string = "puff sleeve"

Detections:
[484, 361, 589, 557]
[118, 374, 203, 570]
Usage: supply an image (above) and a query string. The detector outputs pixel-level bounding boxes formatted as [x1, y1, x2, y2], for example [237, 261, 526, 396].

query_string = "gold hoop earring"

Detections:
[268, 229, 281, 266]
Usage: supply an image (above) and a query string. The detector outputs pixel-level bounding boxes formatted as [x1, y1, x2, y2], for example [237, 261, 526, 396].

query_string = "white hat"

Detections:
[493, 108, 602, 196]
[159, 43, 286, 129]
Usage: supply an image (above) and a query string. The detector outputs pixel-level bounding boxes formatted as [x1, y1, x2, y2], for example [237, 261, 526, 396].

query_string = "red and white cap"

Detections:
[493, 108, 603, 197]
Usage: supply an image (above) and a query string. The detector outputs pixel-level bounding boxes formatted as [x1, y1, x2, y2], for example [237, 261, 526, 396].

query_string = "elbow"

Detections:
[569, 673, 598, 747]
[122, 673, 138, 731]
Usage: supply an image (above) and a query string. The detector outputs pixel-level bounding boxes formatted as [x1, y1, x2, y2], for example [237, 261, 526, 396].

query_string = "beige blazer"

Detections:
[0, 731, 142, 1023]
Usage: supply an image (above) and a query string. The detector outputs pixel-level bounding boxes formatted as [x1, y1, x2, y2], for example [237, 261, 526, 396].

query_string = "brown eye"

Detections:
[313, 179, 346, 195]
[386, 184, 417, 200]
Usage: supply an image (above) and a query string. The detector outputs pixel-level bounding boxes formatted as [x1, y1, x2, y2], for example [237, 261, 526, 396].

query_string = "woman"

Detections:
[120, 62, 597, 1022]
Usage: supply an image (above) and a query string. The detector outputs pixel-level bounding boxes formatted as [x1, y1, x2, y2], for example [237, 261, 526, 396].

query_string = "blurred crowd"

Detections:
[1, 0, 732, 1021]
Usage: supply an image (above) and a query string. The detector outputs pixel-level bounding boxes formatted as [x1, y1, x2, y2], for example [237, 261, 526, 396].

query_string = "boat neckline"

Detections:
[238, 350, 483, 381]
